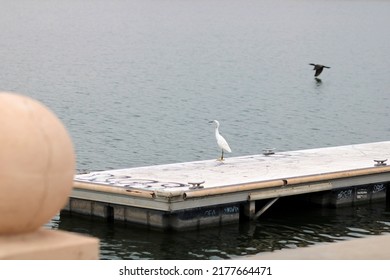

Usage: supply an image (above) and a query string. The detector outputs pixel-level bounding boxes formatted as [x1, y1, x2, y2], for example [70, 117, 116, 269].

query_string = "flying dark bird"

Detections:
[309, 63, 330, 77]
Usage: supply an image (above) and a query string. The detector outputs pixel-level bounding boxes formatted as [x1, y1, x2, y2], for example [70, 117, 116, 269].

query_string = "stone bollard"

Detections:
[0, 92, 99, 259]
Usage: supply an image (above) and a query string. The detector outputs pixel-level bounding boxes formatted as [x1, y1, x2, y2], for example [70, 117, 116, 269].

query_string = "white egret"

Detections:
[309, 63, 331, 77]
[209, 120, 232, 161]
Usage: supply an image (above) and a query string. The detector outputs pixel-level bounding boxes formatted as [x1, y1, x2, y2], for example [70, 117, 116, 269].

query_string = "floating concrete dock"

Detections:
[64, 141, 390, 230]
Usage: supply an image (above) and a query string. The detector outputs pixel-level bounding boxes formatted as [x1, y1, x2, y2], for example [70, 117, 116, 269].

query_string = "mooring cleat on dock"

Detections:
[263, 148, 276, 156]
[374, 159, 387, 166]
[188, 181, 205, 189]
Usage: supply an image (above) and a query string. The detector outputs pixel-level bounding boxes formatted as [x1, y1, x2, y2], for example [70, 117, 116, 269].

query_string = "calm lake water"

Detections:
[1, 0, 390, 259]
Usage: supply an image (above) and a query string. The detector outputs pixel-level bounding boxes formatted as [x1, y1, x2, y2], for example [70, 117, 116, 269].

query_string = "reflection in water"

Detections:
[315, 77, 322, 85]
[50, 201, 390, 260]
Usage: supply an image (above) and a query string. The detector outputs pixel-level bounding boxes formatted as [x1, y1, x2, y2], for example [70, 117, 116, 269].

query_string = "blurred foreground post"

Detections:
[0, 92, 99, 259]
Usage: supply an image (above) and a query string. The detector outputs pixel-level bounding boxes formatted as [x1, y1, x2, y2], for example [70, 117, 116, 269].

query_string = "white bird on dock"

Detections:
[209, 120, 232, 161]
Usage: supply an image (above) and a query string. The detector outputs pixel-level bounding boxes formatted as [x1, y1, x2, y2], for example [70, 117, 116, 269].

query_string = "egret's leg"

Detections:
[221, 150, 224, 161]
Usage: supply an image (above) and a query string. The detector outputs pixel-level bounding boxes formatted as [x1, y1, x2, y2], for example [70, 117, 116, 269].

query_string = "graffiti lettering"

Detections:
[373, 184, 386, 193]
[75, 172, 188, 190]
[204, 209, 217, 217]
[356, 188, 368, 200]
[223, 206, 239, 214]
[337, 189, 353, 200]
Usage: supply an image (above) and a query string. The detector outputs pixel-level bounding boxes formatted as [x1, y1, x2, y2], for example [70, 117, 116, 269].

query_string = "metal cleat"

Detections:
[374, 159, 387, 166]
[263, 148, 276, 156]
[188, 181, 205, 189]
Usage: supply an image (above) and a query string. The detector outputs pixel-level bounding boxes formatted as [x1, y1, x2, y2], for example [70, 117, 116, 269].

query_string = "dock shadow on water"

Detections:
[52, 200, 390, 260]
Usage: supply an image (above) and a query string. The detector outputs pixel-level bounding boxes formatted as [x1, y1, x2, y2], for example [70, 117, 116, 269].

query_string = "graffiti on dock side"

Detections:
[336, 189, 353, 200]
[75, 172, 188, 190]
[356, 188, 368, 200]
[372, 183, 386, 193]
[177, 207, 219, 220]
[204, 209, 218, 217]
[177, 204, 240, 220]
[223, 206, 239, 214]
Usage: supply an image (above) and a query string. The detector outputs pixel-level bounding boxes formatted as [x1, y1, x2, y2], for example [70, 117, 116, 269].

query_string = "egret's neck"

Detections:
[215, 126, 219, 136]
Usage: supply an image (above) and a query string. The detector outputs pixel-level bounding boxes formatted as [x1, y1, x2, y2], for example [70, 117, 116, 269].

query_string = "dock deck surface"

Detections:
[75, 141, 390, 193]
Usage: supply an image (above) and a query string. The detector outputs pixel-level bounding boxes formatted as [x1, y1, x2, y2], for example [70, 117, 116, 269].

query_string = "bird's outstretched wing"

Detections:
[309, 64, 329, 77]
